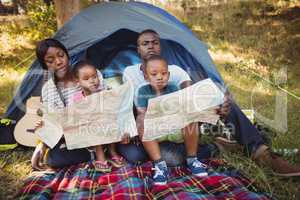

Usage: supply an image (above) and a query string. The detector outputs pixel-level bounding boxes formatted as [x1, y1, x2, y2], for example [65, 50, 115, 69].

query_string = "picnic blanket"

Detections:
[17, 159, 274, 200]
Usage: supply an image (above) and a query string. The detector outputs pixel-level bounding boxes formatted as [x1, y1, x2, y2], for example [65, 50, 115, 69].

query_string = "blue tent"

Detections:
[5, 1, 224, 121]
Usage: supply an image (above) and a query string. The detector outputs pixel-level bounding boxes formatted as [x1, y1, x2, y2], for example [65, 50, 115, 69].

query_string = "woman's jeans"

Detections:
[47, 140, 92, 168]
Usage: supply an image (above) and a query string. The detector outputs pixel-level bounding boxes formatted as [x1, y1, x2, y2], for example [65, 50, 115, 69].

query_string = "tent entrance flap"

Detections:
[86, 29, 140, 78]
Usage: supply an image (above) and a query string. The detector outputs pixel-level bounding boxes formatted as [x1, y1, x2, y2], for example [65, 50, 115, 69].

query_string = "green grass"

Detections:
[1, 0, 300, 199]
[0, 19, 36, 199]
[0, 22, 35, 115]
[163, 1, 300, 199]
[0, 148, 32, 199]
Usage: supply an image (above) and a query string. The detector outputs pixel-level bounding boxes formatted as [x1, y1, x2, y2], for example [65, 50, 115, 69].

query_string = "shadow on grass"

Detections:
[0, 146, 33, 199]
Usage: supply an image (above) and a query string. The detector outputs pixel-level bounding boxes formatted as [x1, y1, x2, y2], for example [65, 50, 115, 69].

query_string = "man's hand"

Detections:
[216, 92, 231, 118]
[31, 142, 47, 171]
[180, 80, 192, 89]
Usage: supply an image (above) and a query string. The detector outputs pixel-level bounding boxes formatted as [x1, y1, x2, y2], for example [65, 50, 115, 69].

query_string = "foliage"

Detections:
[23, 0, 57, 40]
[4, 0, 57, 41]
[0, 1, 56, 115]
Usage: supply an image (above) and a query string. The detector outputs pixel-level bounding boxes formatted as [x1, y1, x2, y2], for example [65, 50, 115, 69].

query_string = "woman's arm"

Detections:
[31, 80, 57, 170]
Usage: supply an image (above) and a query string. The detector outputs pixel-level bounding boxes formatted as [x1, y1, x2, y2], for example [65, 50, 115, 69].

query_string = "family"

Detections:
[31, 29, 300, 186]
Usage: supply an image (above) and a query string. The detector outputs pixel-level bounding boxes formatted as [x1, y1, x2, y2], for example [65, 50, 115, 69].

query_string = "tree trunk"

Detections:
[53, 0, 81, 28]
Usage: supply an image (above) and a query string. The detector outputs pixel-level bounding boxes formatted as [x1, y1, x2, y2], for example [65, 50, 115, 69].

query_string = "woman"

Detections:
[31, 38, 93, 170]
[31, 38, 215, 170]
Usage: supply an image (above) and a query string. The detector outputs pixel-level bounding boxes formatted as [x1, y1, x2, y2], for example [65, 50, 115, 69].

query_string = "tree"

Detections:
[53, 0, 81, 28]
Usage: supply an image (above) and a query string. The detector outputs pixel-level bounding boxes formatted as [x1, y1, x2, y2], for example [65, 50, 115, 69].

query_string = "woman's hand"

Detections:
[121, 133, 130, 144]
[31, 142, 47, 171]
[34, 120, 44, 130]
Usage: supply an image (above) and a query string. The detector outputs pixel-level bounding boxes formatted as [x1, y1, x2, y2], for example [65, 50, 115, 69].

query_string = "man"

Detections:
[119, 29, 217, 167]
[120, 29, 300, 177]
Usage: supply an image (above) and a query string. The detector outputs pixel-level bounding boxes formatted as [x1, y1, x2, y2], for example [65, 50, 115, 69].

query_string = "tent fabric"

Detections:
[4, 1, 224, 121]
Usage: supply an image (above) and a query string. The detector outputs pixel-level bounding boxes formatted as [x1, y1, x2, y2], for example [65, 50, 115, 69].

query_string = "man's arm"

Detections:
[122, 68, 129, 83]
[216, 91, 232, 117]
[170, 65, 192, 89]
[122, 66, 134, 83]
[180, 80, 193, 89]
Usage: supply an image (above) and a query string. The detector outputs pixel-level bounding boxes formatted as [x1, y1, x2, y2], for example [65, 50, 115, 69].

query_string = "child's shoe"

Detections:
[108, 155, 126, 168]
[93, 160, 112, 173]
[152, 160, 169, 185]
[187, 157, 208, 177]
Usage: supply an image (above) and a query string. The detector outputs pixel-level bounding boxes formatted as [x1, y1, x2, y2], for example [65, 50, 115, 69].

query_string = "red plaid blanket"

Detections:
[17, 159, 274, 200]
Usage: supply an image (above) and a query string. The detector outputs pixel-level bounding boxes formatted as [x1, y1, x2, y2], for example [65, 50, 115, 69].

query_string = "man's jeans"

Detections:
[226, 102, 266, 155]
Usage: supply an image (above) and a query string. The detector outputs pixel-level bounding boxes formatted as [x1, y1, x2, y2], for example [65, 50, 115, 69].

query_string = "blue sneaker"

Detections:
[187, 159, 208, 177]
[152, 164, 168, 185]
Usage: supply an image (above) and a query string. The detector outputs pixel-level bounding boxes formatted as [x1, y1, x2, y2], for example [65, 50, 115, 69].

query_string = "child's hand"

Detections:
[121, 133, 130, 144]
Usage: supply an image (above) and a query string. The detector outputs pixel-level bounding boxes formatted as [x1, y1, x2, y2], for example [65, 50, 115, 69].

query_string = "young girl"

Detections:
[72, 60, 126, 172]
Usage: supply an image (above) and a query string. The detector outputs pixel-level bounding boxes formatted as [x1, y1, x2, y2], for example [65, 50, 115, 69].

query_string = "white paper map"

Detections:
[39, 83, 137, 149]
[38, 111, 64, 148]
[143, 78, 224, 141]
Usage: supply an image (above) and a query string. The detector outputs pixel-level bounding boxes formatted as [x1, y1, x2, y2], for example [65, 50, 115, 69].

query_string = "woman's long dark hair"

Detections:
[36, 38, 69, 69]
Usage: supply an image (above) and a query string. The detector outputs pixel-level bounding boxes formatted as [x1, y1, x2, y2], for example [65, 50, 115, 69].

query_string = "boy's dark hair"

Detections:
[36, 38, 69, 69]
[72, 60, 97, 78]
[144, 55, 168, 69]
[137, 29, 159, 45]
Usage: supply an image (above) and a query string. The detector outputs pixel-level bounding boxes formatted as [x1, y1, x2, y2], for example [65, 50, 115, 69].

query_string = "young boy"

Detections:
[136, 55, 208, 185]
